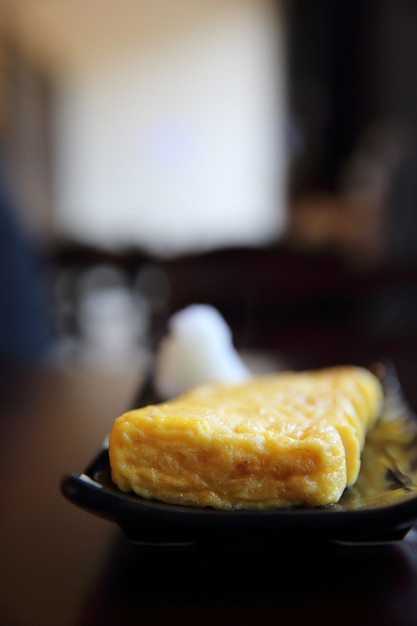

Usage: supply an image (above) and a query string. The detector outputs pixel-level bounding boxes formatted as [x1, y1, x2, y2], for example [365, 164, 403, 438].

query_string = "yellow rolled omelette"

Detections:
[109, 366, 383, 509]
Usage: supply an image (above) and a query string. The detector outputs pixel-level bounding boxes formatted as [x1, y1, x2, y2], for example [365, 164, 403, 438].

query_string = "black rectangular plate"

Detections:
[61, 362, 417, 546]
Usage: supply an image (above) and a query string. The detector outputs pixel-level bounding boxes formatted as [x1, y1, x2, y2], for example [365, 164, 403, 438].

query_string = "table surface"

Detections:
[2, 356, 417, 626]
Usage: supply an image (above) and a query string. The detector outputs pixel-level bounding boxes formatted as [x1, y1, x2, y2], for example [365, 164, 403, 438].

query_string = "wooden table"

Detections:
[2, 358, 417, 626]
[0, 363, 144, 626]
[81, 528, 417, 626]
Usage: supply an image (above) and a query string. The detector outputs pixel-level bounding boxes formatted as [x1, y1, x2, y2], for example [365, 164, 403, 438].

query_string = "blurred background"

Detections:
[1, 0, 417, 378]
[4, 5, 417, 625]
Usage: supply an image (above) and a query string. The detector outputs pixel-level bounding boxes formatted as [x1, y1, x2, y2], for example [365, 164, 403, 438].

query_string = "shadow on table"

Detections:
[79, 529, 417, 626]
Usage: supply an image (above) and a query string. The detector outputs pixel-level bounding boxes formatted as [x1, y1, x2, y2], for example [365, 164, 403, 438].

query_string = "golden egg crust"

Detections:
[109, 366, 383, 509]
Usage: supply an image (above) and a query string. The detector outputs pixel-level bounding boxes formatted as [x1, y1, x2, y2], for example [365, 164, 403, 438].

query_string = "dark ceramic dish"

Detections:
[61, 362, 417, 546]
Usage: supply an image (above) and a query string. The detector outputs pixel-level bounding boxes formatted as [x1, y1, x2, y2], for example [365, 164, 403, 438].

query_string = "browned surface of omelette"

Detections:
[108, 366, 383, 509]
